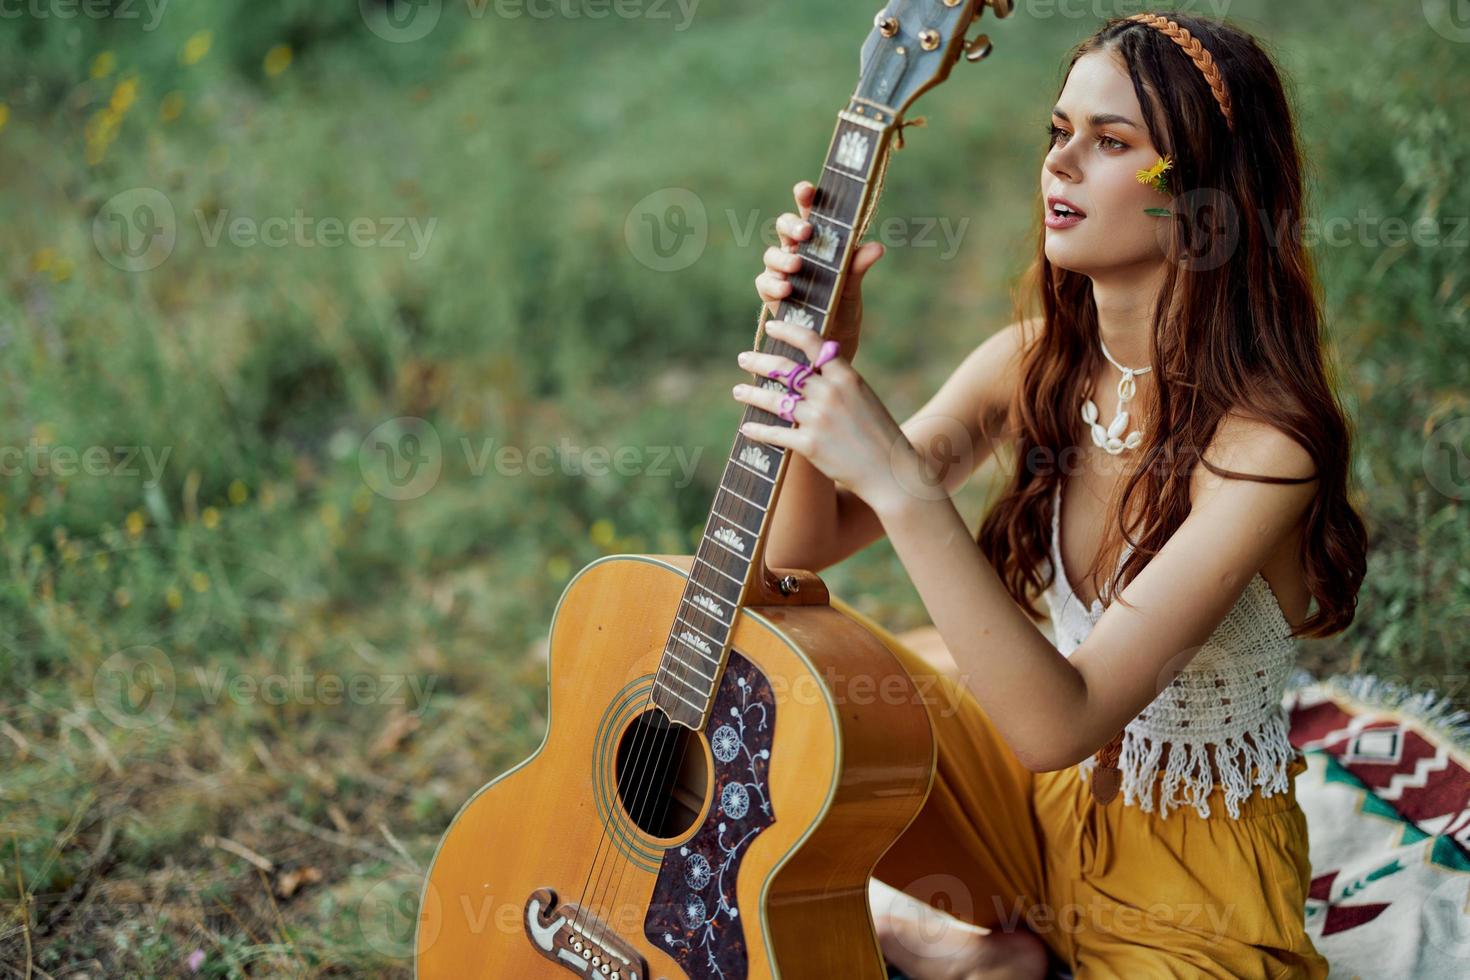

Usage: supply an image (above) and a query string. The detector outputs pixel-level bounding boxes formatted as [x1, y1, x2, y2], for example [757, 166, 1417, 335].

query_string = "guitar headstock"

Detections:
[857, 0, 1013, 117]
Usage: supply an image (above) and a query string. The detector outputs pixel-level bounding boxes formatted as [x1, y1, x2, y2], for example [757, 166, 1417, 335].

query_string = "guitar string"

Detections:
[576, 667, 685, 957]
[568, 643, 685, 952]
[571, 109, 901, 964]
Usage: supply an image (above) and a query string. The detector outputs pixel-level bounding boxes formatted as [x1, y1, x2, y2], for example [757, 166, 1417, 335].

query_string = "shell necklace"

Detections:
[1082, 337, 1151, 455]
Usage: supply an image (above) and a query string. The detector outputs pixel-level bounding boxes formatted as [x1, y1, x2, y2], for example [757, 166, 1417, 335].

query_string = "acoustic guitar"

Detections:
[417, 2, 1014, 976]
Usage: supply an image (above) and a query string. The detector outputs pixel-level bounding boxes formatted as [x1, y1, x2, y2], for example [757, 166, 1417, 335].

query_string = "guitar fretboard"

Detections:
[652, 103, 897, 730]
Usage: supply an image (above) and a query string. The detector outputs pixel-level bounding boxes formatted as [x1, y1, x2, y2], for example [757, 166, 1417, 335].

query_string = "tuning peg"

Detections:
[963, 33, 992, 63]
[986, 0, 1014, 17]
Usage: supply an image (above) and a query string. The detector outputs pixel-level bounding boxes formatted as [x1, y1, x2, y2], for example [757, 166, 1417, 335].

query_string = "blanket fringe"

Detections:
[1285, 668, 1470, 757]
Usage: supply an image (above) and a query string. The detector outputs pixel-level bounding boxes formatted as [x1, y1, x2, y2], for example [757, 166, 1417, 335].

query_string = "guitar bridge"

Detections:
[524, 886, 650, 980]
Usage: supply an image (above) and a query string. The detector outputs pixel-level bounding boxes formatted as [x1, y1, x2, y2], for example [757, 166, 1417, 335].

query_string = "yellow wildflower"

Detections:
[547, 556, 571, 582]
[166, 586, 183, 610]
[202, 506, 220, 529]
[110, 77, 138, 113]
[228, 479, 249, 505]
[160, 91, 185, 123]
[125, 510, 145, 539]
[263, 45, 293, 78]
[91, 52, 116, 79]
[190, 571, 210, 593]
[1136, 155, 1173, 194]
[181, 31, 213, 67]
[0, 103, 9, 132]
[590, 519, 616, 547]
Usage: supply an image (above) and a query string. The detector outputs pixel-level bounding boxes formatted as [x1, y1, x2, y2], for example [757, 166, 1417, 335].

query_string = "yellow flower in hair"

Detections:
[1136, 155, 1173, 194]
[1138, 155, 1174, 217]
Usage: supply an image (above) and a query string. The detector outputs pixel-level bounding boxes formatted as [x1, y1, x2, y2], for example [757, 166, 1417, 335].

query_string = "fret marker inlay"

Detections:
[712, 526, 747, 553]
[785, 307, 816, 331]
[681, 630, 715, 658]
[691, 594, 727, 619]
[810, 223, 839, 262]
[739, 444, 772, 475]
[835, 130, 870, 170]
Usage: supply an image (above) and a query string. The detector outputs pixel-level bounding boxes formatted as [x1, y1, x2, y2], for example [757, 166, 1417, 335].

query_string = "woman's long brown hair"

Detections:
[976, 14, 1368, 642]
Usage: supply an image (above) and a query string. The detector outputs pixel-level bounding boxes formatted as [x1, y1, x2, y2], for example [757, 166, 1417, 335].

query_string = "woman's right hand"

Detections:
[755, 179, 885, 363]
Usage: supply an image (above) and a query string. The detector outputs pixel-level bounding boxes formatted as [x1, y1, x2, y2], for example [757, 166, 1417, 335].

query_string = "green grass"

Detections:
[0, 1, 1466, 974]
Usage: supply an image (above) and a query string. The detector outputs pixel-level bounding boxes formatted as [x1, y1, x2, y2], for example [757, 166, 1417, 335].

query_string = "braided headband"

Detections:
[1126, 12, 1235, 132]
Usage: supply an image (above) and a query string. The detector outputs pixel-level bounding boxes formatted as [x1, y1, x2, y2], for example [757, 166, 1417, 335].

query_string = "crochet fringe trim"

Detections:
[1077, 710, 1298, 820]
[1077, 669, 1470, 821]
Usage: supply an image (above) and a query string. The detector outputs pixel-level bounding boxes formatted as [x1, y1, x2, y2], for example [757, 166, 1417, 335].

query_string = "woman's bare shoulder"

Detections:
[958, 316, 1044, 425]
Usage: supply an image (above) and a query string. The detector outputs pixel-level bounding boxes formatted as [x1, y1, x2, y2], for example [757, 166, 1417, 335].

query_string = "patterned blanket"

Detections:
[880, 670, 1470, 979]
[1283, 670, 1470, 978]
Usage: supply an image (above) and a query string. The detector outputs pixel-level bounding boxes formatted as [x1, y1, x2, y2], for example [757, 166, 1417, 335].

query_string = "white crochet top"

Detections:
[1043, 482, 1302, 819]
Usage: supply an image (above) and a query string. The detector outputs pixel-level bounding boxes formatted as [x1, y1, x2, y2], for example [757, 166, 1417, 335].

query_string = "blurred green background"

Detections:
[1, 0, 1466, 975]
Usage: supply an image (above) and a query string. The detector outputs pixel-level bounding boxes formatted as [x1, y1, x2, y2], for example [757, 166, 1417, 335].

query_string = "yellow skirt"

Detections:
[831, 595, 1330, 979]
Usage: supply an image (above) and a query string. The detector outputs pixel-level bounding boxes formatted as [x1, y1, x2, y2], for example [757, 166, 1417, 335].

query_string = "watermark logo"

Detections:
[93, 646, 176, 729]
[0, 440, 171, 487]
[1423, 415, 1470, 500]
[359, 872, 442, 957]
[358, 418, 705, 498]
[1157, 187, 1239, 273]
[1017, 0, 1236, 19]
[360, 416, 444, 501]
[361, 0, 443, 42]
[627, 188, 972, 272]
[1425, 869, 1470, 960]
[92, 186, 438, 271]
[93, 187, 177, 272]
[1424, 0, 1470, 43]
[889, 414, 977, 504]
[192, 666, 437, 714]
[0, 0, 170, 31]
[626, 187, 709, 272]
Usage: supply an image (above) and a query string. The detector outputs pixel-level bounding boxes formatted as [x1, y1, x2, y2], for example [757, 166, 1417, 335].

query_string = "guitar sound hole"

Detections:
[613, 709, 710, 839]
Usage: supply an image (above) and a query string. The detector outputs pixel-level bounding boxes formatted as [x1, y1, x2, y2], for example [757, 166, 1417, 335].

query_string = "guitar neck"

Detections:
[652, 102, 900, 731]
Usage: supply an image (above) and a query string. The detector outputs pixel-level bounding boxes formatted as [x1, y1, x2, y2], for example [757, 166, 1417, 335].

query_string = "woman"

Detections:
[732, 12, 1367, 979]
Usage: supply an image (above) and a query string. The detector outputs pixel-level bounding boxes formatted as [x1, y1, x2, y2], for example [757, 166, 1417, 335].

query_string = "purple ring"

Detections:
[777, 392, 802, 423]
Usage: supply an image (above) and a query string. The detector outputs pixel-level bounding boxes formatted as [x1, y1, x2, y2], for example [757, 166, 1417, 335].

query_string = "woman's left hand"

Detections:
[732, 319, 923, 517]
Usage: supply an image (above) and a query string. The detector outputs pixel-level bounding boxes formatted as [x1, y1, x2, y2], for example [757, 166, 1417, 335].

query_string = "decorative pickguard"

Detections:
[644, 649, 775, 978]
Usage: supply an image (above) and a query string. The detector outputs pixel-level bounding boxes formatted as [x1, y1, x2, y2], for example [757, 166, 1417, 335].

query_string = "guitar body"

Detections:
[416, 553, 935, 979]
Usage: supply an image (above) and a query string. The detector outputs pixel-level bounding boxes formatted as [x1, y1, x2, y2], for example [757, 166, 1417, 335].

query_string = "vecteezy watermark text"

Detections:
[193, 665, 436, 713]
[359, 0, 702, 44]
[92, 187, 438, 272]
[195, 209, 437, 260]
[0, 441, 171, 487]
[358, 417, 705, 500]
[0, 0, 169, 31]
